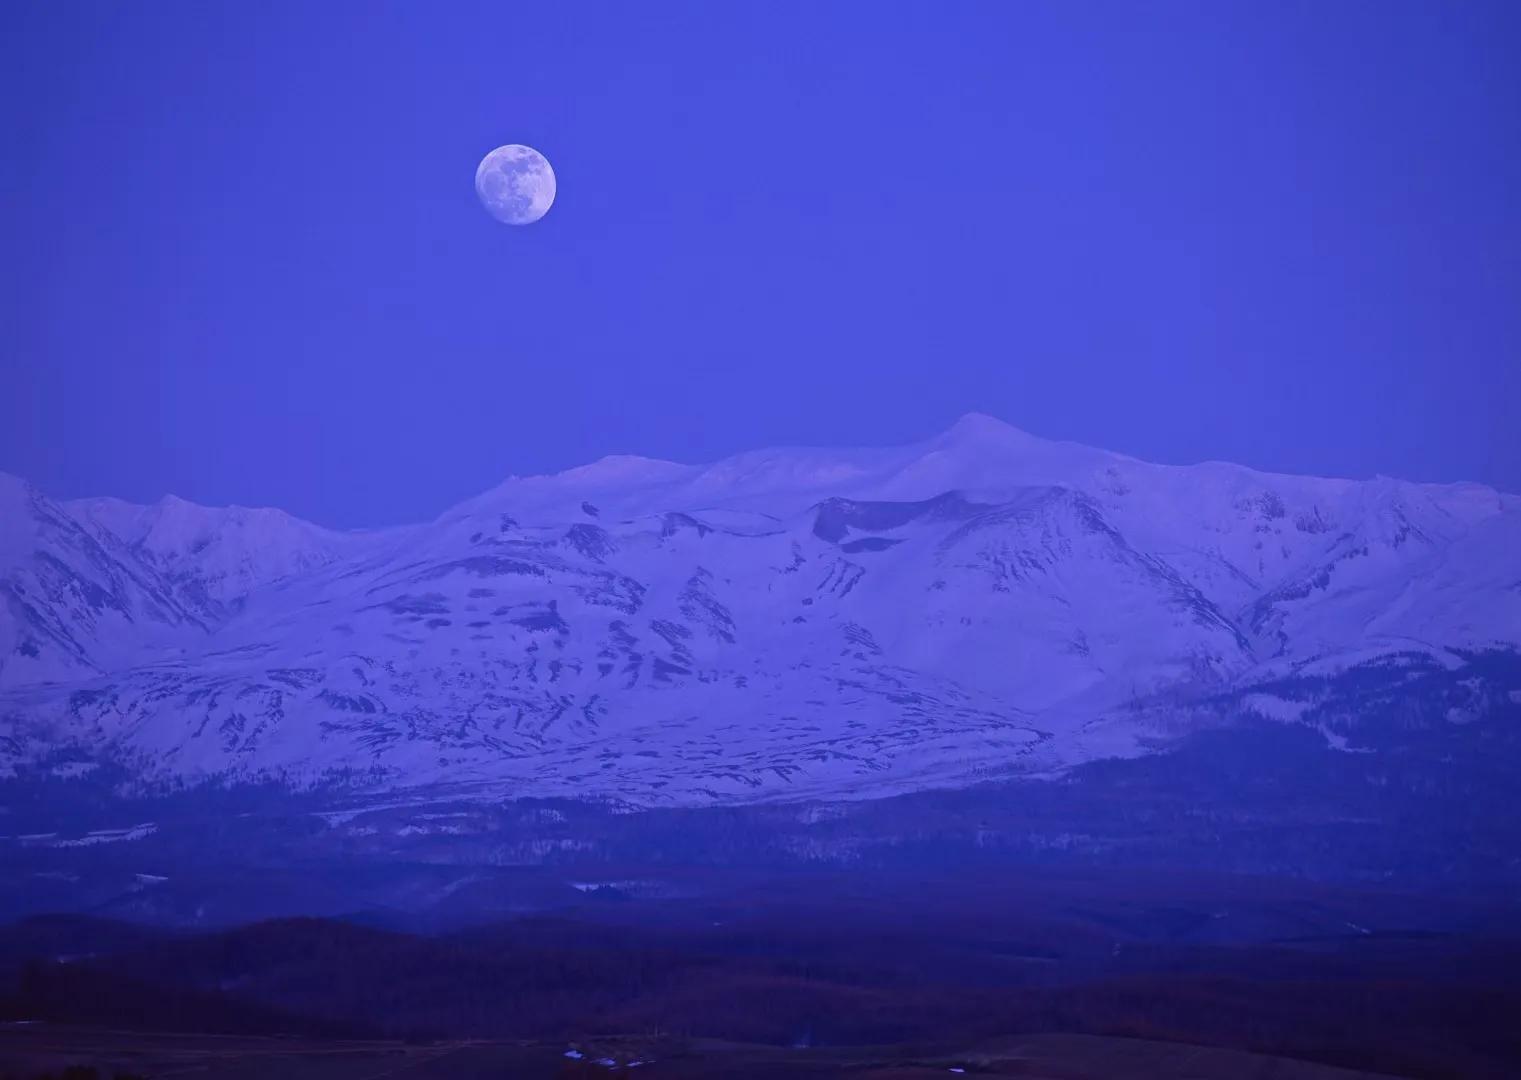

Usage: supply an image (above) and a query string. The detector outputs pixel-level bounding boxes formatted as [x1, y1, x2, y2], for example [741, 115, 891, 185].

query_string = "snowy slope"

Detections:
[67, 493, 368, 619]
[1, 417, 1516, 804]
[0, 474, 204, 687]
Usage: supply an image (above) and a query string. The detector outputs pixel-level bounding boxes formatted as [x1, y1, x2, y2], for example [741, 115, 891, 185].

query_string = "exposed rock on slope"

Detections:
[1, 416, 1516, 804]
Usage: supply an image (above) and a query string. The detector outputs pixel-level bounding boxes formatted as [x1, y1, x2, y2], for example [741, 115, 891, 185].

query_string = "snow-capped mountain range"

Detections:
[2, 414, 1517, 805]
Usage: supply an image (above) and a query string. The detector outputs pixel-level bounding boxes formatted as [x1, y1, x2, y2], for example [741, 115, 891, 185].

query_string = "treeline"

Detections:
[3, 914, 1519, 1077]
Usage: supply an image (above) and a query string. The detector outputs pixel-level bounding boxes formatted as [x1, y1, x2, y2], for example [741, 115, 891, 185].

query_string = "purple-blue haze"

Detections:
[2, 1, 1517, 528]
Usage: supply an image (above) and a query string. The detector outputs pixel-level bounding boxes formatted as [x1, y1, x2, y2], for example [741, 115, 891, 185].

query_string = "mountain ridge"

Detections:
[1, 415, 1516, 807]
[7, 412, 1514, 531]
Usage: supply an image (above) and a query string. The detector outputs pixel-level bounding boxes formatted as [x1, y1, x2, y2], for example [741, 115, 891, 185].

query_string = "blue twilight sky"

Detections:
[2, 2, 1518, 528]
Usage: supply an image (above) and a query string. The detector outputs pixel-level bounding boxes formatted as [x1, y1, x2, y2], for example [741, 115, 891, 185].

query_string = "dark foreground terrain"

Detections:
[0, 1025, 1419, 1079]
[1, 867, 1517, 1079]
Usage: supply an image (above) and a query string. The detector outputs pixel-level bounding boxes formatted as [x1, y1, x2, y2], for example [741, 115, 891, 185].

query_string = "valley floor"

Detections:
[1, 864, 1518, 1079]
[0, 1025, 1408, 1080]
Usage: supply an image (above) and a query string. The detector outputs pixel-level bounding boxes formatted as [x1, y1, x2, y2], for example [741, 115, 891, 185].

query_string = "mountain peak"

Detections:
[937, 412, 1036, 445]
[555, 454, 692, 487]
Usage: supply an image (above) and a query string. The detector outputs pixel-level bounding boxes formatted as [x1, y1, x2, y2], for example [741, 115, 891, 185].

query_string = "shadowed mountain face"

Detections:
[1, 415, 1517, 806]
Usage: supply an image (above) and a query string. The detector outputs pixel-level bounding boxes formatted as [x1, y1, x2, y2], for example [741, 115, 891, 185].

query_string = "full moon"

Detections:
[474, 144, 556, 225]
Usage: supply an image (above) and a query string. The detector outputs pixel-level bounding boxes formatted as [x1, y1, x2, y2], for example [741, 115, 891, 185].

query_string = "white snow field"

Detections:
[1, 415, 1516, 804]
